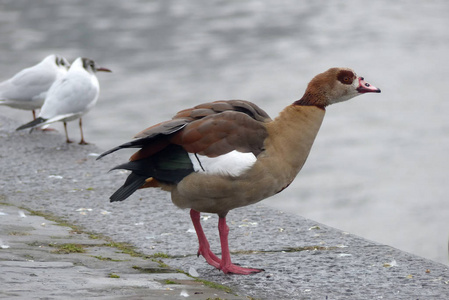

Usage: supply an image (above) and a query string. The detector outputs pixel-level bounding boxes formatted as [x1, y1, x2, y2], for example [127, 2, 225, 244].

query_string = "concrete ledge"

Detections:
[1, 114, 448, 299]
[0, 204, 243, 299]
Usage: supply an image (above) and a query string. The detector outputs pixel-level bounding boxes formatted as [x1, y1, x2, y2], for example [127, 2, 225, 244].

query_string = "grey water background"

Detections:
[1, 0, 448, 265]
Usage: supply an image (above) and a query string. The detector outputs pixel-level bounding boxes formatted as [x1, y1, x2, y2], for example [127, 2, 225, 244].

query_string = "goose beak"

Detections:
[356, 77, 381, 93]
[96, 67, 112, 73]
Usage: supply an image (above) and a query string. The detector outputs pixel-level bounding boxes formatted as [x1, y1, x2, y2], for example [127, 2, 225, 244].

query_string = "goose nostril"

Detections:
[365, 83, 370, 87]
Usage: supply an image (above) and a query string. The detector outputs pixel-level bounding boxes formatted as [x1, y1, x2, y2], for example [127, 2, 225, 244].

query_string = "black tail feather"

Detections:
[96, 138, 150, 160]
[107, 144, 195, 202]
[97, 120, 188, 160]
[110, 173, 148, 202]
[16, 117, 47, 131]
[109, 160, 146, 173]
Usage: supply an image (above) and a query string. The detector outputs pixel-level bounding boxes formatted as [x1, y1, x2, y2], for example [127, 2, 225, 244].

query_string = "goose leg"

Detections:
[218, 216, 263, 275]
[190, 209, 221, 268]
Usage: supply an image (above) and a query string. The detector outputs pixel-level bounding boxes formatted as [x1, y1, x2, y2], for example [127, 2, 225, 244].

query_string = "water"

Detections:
[1, 0, 448, 265]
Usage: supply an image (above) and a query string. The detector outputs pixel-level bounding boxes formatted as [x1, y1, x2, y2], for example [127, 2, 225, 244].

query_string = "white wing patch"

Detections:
[188, 150, 256, 177]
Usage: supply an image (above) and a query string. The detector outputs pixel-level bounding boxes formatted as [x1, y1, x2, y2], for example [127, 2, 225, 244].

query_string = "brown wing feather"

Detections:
[130, 138, 170, 161]
[125, 100, 271, 161]
[134, 118, 189, 139]
[173, 100, 271, 122]
[170, 110, 268, 157]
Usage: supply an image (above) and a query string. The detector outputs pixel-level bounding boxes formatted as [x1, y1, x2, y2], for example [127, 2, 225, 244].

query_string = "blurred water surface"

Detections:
[1, 0, 448, 264]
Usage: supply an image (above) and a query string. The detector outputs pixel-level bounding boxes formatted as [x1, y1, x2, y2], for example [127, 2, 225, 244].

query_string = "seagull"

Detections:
[98, 67, 381, 274]
[0, 54, 70, 120]
[16, 57, 111, 144]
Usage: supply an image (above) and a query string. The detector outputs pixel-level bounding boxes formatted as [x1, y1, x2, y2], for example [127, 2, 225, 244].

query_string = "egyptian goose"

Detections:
[16, 57, 111, 144]
[0, 54, 70, 120]
[98, 67, 381, 275]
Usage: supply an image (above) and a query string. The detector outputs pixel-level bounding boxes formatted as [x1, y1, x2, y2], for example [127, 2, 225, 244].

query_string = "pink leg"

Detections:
[190, 209, 221, 268]
[218, 216, 264, 275]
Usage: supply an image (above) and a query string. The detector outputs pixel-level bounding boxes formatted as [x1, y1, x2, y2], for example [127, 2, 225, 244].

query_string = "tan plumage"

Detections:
[98, 67, 381, 274]
[170, 105, 325, 215]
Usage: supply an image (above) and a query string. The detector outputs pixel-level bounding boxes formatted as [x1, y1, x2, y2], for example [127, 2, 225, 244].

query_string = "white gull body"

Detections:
[16, 57, 111, 144]
[0, 54, 70, 113]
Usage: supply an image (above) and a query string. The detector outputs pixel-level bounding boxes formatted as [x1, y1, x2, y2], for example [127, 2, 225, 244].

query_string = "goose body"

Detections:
[98, 67, 381, 274]
[0, 54, 70, 119]
[170, 104, 325, 215]
[16, 57, 111, 144]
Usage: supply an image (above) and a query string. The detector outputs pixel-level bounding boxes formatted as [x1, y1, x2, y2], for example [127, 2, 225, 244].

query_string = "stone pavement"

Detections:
[0, 204, 246, 299]
[1, 113, 449, 299]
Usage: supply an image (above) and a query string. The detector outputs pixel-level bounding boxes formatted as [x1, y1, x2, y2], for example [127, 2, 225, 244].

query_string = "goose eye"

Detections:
[337, 70, 355, 85]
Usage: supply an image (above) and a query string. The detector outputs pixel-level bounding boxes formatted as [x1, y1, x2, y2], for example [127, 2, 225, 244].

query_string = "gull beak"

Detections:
[96, 67, 112, 73]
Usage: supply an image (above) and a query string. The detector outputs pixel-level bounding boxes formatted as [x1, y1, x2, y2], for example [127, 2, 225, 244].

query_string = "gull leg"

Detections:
[78, 118, 89, 145]
[64, 122, 73, 143]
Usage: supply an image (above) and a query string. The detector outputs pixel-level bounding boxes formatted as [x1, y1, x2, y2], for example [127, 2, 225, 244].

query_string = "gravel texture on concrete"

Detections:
[0, 204, 246, 299]
[1, 114, 449, 299]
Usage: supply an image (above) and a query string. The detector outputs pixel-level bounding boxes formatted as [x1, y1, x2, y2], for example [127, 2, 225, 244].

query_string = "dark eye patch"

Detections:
[337, 70, 355, 85]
